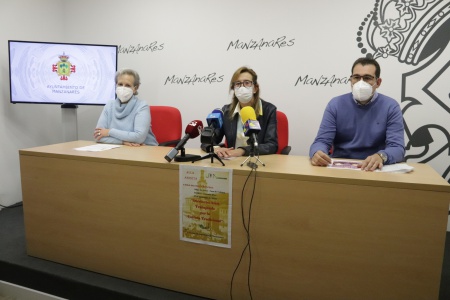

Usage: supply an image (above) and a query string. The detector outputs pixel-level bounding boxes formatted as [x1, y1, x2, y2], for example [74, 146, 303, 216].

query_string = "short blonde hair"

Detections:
[115, 69, 140, 95]
[228, 66, 261, 118]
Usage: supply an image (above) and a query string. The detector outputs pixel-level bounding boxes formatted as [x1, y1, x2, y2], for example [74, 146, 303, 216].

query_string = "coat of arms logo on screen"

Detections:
[52, 52, 76, 80]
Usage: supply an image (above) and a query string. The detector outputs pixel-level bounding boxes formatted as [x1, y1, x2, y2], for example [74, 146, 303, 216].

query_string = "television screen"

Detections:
[8, 40, 118, 105]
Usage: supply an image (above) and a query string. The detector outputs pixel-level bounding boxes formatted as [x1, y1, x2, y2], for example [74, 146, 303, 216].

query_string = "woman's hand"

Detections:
[123, 142, 143, 147]
[215, 147, 245, 158]
[94, 128, 110, 140]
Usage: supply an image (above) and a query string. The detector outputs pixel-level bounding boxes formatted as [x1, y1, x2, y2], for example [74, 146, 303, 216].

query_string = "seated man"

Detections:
[309, 57, 405, 171]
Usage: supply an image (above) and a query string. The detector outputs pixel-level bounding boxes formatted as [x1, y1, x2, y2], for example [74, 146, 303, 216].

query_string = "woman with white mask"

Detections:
[212, 66, 278, 158]
[94, 69, 157, 146]
[309, 57, 405, 171]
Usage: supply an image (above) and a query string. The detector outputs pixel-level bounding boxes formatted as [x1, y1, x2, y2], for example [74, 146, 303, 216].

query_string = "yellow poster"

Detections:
[179, 165, 232, 248]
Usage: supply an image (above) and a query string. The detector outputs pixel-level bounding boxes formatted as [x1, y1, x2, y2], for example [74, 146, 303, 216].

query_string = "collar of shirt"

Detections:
[232, 99, 263, 117]
[354, 91, 379, 106]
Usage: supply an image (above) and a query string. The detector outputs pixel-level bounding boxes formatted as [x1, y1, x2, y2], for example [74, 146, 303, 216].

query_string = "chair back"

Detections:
[150, 106, 182, 146]
[277, 110, 291, 155]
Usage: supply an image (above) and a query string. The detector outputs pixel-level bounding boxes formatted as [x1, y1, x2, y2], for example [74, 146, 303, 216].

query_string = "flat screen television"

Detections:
[8, 40, 118, 106]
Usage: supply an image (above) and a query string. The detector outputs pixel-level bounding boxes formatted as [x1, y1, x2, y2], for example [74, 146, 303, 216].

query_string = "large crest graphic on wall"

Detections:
[356, 0, 450, 182]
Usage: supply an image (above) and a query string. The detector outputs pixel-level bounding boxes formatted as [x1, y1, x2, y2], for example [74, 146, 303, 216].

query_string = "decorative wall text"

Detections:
[118, 41, 164, 54]
[227, 36, 295, 51]
[295, 75, 350, 87]
[164, 73, 224, 85]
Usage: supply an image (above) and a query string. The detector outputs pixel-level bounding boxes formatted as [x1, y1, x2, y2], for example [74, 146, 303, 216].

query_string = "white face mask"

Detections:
[116, 86, 134, 103]
[352, 80, 375, 102]
[234, 86, 254, 104]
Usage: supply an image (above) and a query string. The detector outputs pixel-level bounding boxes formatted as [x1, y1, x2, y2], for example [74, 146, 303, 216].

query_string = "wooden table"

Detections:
[19, 141, 450, 300]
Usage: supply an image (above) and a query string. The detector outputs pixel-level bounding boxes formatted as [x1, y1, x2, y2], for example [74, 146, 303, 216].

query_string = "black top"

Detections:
[212, 99, 278, 156]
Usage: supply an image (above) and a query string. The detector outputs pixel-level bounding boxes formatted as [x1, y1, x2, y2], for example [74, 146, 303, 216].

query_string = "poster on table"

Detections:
[179, 165, 232, 248]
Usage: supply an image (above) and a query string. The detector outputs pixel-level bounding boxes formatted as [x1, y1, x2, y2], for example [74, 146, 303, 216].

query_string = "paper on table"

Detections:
[327, 159, 361, 170]
[328, 160, 414, 173]
[74, 144, 121, 152]
[376, 163, 414, 173]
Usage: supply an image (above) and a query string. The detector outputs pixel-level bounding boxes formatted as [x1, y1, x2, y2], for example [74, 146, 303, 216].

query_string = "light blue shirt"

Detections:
[96, 96, 158, 145]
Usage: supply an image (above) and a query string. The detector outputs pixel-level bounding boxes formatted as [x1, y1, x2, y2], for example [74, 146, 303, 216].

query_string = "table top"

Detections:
[19, 140, 450, 192]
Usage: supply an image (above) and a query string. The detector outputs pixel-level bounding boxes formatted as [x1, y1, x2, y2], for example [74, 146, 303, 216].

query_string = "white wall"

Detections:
[67, 0, 372, 148]
[0, 0, 64, 206]
[1, 1, 449, 232]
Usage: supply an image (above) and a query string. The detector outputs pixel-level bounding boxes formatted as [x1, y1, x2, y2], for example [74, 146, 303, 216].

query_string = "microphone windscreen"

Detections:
[240, 106, 257, 123]
[206, 108, 224, 129]
[211, 108, 224, 117]
[185, 120, 203, 139]
[244, 120, 261, 135]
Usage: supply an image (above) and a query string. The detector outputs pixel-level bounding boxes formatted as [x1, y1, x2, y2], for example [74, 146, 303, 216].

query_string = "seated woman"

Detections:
[213, 66, 278, 158]
[94, 69, 157, 146]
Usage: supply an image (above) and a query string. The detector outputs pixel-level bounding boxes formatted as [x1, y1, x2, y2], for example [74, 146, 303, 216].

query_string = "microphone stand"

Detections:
[191, 130, 225, 166]
[174, 147, 202, 162]
[191, 146, 225, 166]
[240, 137, 265, 169]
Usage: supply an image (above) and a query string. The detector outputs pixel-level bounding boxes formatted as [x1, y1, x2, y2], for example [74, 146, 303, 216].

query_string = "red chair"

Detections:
[150, 106, 182, 147]
[276, 110, 291, 155]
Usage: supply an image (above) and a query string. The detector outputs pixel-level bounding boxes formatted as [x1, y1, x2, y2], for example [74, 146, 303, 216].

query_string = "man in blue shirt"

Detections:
[309, 57, 405, 171]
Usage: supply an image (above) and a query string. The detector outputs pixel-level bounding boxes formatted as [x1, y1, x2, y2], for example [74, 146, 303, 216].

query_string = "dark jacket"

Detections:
[212, 99, 278, 156]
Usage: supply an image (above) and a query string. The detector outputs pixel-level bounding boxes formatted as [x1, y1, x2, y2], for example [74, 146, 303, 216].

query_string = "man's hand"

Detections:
[360, 154, 383, 171]
[311, 150, 332, 166]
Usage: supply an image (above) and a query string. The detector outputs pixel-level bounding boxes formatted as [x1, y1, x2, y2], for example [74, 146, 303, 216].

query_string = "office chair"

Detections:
[276, 110, 291, 155]
[150, 106, 182, 147]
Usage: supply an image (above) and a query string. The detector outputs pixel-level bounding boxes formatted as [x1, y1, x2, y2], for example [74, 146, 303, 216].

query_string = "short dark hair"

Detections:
[351, 57, 381, 78]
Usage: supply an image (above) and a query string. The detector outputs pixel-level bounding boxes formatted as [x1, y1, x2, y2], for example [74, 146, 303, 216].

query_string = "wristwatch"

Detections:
[377, 152, 387, 163]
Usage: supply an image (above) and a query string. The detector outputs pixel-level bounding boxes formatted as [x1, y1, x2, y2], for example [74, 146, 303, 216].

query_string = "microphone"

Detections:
[240, 106, 261, 151]
[206, 108, 223, 130]
[165, 120, 203, 162]
[202, 108, 224, 145]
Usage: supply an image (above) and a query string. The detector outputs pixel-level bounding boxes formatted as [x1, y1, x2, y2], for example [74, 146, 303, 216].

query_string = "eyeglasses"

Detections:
[233, 80, 253, 89]
[350, 75, 376, 83]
